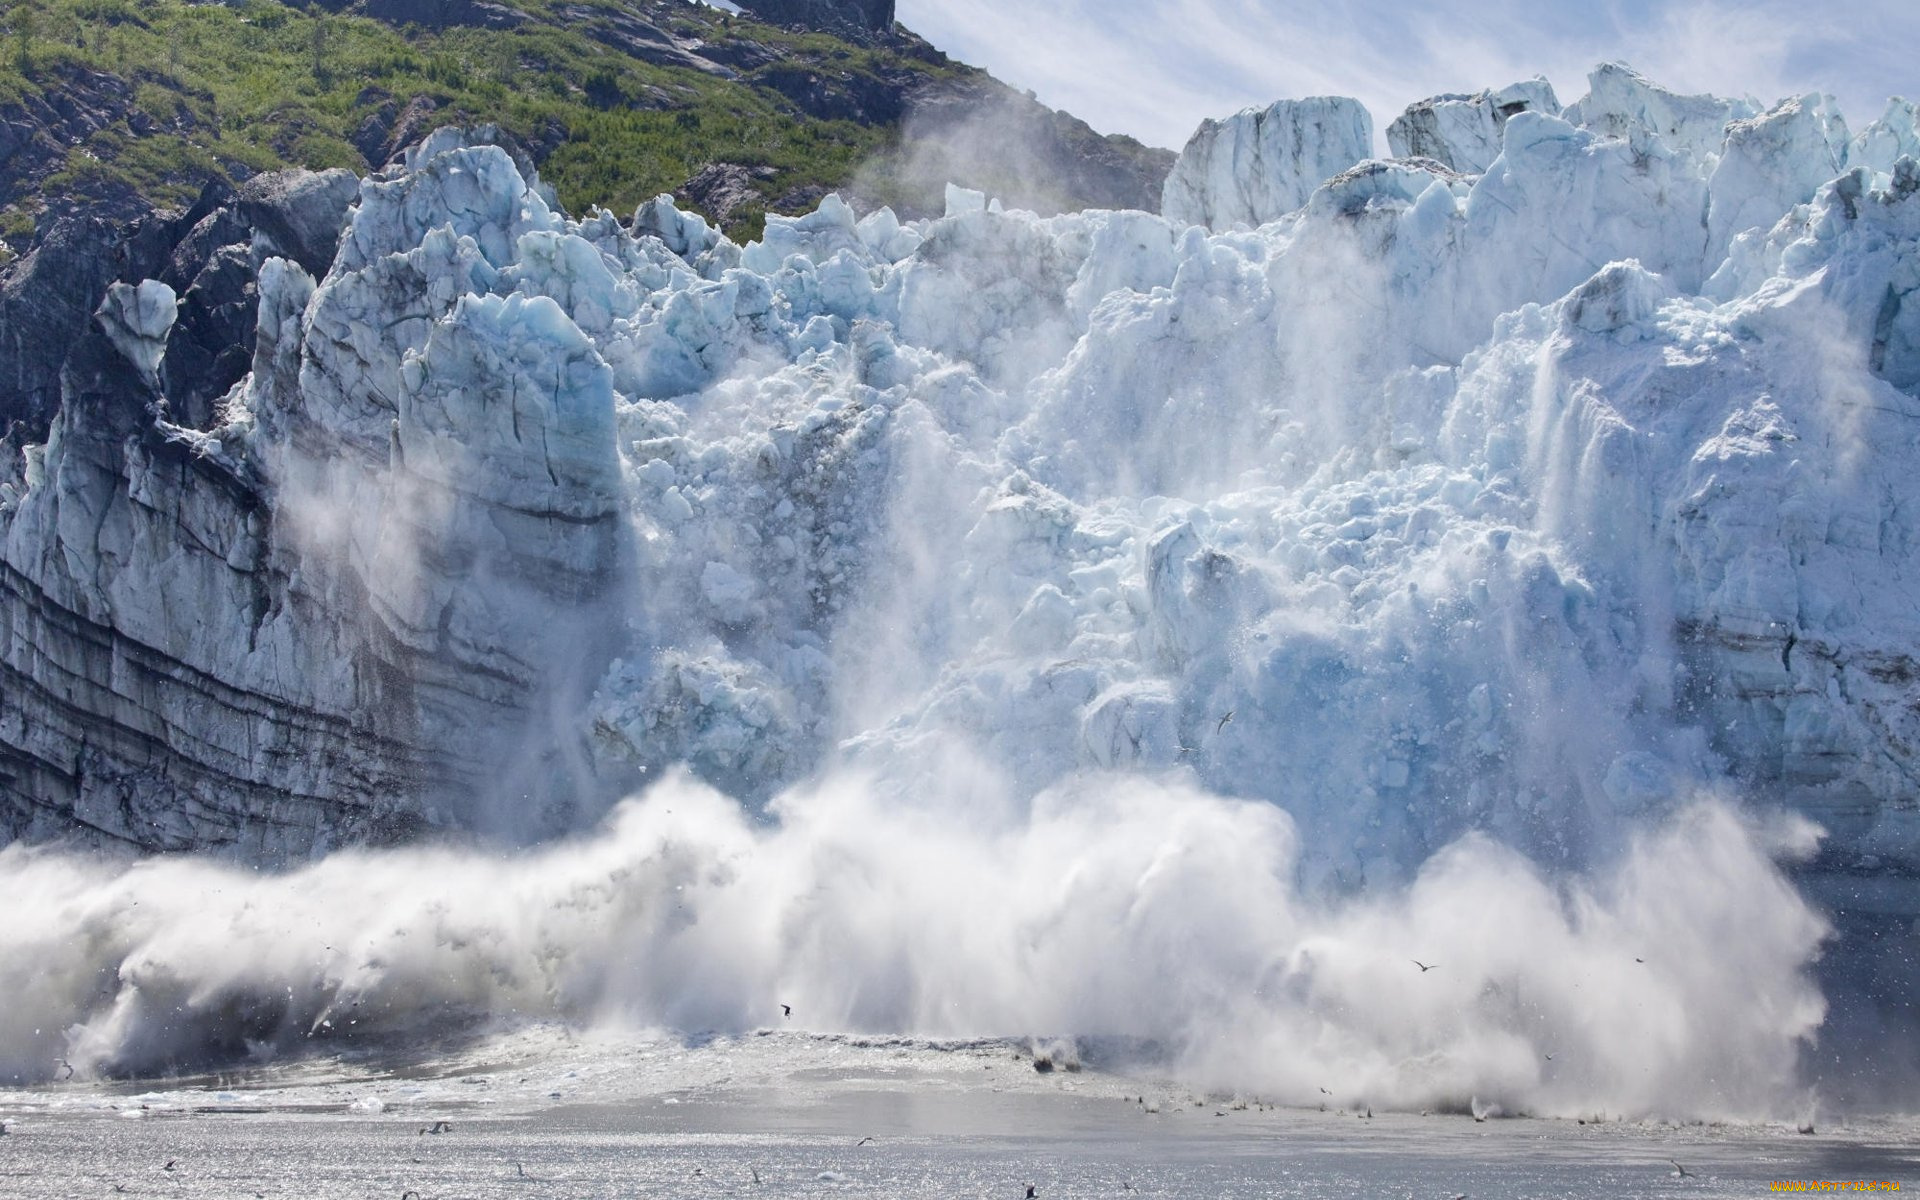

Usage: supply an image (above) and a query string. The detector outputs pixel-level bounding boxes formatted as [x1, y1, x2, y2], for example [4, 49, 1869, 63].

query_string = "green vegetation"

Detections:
[0, 0, 961, 238]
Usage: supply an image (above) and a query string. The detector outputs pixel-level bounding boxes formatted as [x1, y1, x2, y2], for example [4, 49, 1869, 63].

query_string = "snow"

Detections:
[6, 64, 1920, 1115]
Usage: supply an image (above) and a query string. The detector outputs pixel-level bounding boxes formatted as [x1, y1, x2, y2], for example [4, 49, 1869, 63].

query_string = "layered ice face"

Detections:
[3, 63, 1918, 1113]
[213, 66, 1918, 883]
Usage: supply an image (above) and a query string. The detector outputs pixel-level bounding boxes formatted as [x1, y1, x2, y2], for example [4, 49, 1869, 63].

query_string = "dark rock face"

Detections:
[676, 161, 780, 227]
[237, 170, 362, 278]
[0, 169, 358, 443]
[736, 0, 895, 40]
[559, 5, 736, 76]
[753, 61, 911, 125]
[0, 218, 131, 441]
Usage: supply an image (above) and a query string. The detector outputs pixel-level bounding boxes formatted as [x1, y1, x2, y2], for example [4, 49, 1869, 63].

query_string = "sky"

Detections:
[896, 0, 1917, 151]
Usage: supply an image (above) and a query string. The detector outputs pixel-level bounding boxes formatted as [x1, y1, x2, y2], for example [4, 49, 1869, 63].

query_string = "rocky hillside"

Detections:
[0, 0, 1167, 238]
[0, 0, 1170, 443]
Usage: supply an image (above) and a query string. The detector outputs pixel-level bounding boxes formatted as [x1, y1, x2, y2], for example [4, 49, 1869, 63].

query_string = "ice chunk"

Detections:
[97, 280, 177, 384]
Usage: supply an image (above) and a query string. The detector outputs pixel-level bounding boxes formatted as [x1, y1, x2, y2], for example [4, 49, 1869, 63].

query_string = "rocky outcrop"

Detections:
[0, 67, 139, 219]
[893, 79, 1175, 217]
[736, 0, 895, 40]
[0, 170, 358, 443]
[676, 162, 780, 227]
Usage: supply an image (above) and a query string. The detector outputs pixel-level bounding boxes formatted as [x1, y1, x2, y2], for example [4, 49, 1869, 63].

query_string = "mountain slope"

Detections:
[0, 0, 1170, 245]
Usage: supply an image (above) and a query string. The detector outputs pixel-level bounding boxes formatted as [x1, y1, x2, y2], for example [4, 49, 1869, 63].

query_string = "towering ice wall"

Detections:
[1, 63, 1918, 930]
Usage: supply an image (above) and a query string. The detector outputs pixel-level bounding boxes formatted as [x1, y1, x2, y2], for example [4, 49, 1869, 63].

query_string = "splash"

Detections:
[0, 771, 1825, 1119]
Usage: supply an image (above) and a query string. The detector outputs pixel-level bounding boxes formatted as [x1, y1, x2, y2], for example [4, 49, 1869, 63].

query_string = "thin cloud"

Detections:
[899, 0, 1918, 150]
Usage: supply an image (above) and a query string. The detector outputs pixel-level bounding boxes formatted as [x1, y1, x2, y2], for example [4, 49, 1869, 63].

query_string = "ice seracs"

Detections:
[1561, 61, 1758, 163]
[1, 66, 1918, 941]
[1161, 96, 1372, 231]
[1386, 79, 1561, 174]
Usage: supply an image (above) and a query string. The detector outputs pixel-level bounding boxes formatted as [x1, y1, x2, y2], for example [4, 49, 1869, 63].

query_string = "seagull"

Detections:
[1026, 1187, 1038, 1199]
[856, 1137, 874, 1146]
[781, 1004, 792, 1018]
[1635, 957, 1645, 964]
[1671, 1159, 1696, 1179]
[1216, 711, 1235, 734]
[751, 1167, 762, 1185]
[1177, 742, 1197, 755]
[1319, 1087, 1330, 1095]
[1412, 960, 1438, 973]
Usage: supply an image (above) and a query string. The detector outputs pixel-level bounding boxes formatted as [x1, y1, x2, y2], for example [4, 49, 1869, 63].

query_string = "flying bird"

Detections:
[1026, 1187, 1038, 1199]
[781, 1004, 792, 1018]
[856, 1137, 874, 1146]
[1216, 711, 1235, 734]
[1412, 960, 1438, 973]
[1671, 1159, 1696, 1179]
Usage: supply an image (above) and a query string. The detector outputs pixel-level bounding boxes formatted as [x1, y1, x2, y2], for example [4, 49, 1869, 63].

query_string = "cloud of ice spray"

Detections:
[0, 767, 1826, 1119]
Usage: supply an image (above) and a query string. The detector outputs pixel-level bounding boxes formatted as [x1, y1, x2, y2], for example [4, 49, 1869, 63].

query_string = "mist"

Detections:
[0, 771, 1827, 1121]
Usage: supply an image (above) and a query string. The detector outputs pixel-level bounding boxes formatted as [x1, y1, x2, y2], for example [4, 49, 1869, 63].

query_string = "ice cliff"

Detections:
[3, 64, 1920, 938]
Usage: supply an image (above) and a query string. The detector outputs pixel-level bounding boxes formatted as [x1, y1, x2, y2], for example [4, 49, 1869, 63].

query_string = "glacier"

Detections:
[3, 63, 1920, 1113]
